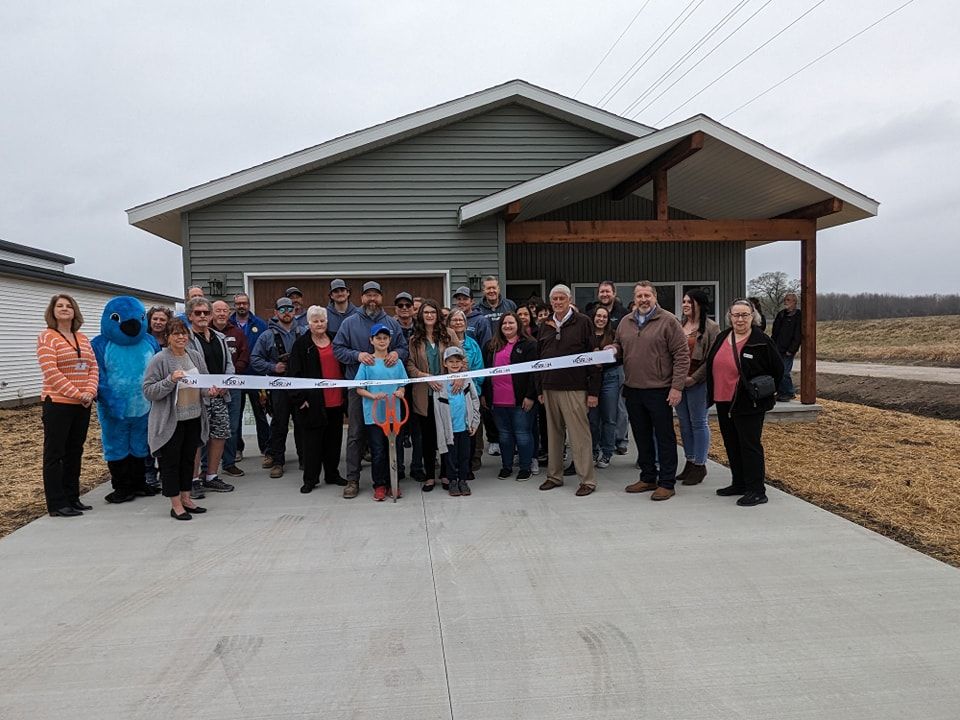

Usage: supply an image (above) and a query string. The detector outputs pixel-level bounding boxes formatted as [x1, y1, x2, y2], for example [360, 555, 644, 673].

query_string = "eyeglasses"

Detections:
[730, 312, 753, 319]
[396, 303, 413, 309]
[277, 307, 294, 313]
[192, 310, 210, 316]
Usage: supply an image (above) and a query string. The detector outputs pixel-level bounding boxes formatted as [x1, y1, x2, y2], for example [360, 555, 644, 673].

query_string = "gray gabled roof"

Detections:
[127, 79, 655, 245]
[0, 258, 179, 304]
[0, 238, 74, 265]
[458, 114, 879, 233]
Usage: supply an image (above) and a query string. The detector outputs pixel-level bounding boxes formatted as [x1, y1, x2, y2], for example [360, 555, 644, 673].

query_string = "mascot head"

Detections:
[100, 296, 148, 346]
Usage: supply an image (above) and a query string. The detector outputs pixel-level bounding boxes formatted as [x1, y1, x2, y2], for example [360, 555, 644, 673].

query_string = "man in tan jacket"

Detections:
[613, 282, 690, 501]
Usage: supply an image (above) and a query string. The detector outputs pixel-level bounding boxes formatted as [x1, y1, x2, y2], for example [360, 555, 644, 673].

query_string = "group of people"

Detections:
[38, 276, 792, 520]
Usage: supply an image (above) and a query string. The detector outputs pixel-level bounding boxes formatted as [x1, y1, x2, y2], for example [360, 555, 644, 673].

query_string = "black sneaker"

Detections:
[201, 476, 235, 493]
[737, 492, 768, 506]
[221, 465, 245, 477]
[497, 468, 512, 479]
[516, 470, 531, 481]
[716, 484, 748, 497]
[190, 481, 206, 500]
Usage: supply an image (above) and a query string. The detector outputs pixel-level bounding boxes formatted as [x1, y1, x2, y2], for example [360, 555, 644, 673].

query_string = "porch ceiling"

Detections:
[458, 115, 879, 235]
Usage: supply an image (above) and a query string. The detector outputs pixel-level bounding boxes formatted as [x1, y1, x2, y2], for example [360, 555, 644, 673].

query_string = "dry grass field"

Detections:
[816, 315, 960, 366]
[708, 399, 960, 567]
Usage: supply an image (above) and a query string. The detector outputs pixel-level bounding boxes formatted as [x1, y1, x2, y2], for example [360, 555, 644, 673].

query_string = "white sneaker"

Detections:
[487, 443, 501, 456]
[531, 459, 540, 475]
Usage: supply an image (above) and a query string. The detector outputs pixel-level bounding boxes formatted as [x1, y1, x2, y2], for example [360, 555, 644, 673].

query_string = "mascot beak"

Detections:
[120, 319, 142, 337]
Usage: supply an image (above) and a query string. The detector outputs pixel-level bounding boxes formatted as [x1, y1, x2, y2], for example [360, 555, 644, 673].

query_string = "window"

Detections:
[505, 280, 546, 307]
[572, 281, 719, 319]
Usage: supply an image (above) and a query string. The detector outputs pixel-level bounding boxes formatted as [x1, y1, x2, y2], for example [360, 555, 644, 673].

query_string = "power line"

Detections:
[653, 0, 830, 125]
[575, 0, 655, 98]
[621, 0, 753, 117]
[596, 0, 705, 107]
[720, 0, 920, 120]
[628, 0, 776, 120]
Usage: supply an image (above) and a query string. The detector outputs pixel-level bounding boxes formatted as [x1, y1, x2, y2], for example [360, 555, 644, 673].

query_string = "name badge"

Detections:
[76, 361, 88, 371]
[742, 353, 754, 359]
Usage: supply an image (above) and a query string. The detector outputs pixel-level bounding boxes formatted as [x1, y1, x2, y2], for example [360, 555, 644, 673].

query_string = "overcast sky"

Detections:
[2, 0, 956, 297]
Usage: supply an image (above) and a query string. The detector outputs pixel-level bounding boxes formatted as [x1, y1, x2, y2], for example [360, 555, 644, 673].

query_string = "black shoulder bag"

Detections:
[730, 334, 776, 403]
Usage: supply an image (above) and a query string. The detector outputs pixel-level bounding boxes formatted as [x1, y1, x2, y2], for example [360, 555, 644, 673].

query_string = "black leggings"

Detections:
[158, 417, 202, 497]
[415, 403, 439, 480]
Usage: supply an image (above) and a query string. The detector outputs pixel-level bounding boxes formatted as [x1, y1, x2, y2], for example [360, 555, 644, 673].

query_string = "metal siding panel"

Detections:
[186, 104, 620, 297]
[0, 278, 173, 405]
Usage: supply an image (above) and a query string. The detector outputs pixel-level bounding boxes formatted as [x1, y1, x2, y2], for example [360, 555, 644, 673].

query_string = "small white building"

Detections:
[0, 238, 179, 407]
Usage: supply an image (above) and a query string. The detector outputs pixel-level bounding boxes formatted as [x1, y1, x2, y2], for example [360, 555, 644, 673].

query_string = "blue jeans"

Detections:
[778, 352, 796, 397]
[222, 390, 243, 467]
[492, 405, 535, 472]
[366, 424, 392, 488]
[589, 366, 623, 457]
[676, 382, 710, 464]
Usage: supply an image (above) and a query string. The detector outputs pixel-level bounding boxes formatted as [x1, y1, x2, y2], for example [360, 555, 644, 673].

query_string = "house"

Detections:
[0, 239, 179, 406]
[126, 79, 878, 403]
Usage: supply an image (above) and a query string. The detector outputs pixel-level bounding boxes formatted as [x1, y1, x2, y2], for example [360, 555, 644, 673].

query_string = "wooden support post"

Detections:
[654, 169, 668, 220]
[503, 201, 521, 223]
[800, 234, 817, 404]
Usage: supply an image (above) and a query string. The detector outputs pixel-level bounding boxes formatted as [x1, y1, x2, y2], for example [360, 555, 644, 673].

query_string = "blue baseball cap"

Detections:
[370, 323, 392, 338]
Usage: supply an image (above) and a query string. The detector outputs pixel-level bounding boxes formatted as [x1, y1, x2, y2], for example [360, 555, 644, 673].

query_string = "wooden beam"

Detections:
[774, 197, 843, 220]
[800, 234, 817, 404]
[503, 201, 521, 224]
[610, 131, 705, 200]
[505, 219, 816, 244]
[653, 169, 668, 220]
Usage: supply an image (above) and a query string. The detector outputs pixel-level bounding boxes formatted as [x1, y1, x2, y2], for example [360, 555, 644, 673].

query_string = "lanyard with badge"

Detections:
[56, 330, 88, 371]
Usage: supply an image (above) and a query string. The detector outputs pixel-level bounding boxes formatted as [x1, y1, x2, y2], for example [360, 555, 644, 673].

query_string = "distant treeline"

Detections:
[816, 293, 960, 321]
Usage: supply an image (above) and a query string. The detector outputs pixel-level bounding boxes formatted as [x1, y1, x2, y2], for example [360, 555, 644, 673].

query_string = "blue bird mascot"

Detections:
[91, 296, 160, 503]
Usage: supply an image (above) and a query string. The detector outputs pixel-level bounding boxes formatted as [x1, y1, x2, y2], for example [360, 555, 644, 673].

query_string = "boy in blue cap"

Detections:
[355, 323, 408, 501]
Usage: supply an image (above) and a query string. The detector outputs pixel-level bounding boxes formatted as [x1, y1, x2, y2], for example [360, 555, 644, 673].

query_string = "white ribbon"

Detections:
[177, 350, 617, 390]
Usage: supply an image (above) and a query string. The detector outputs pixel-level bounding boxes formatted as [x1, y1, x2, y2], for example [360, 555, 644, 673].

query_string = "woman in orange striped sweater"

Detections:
[37, 294, 99, 517]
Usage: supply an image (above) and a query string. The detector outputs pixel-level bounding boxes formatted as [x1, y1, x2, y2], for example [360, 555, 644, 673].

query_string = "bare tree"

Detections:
[748, 272, 800, 318]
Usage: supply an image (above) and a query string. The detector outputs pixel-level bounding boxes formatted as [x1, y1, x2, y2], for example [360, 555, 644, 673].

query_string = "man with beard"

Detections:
[251, 298, 305, 479]
[333, 281, 409, 499]
[614, 282, 689, 501]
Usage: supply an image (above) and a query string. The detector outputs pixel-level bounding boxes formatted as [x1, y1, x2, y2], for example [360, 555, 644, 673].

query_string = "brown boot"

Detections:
[343, 480, 359, 499]
[625, 480, 658, 493]
[651, 486, 676, 501]
[676, 461, 693, 482]
[681, 463, 707, 486]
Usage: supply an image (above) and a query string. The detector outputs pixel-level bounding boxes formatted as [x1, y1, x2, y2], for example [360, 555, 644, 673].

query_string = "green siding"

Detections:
[186, 104, 620, 298]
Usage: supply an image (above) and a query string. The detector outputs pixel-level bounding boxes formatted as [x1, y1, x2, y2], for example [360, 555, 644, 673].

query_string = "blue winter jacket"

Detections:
[333, 309, 409, 379]
[250, 319, 304, 375]
[326, 302, 360, 338]
[465, 307, 492, 352]
[229, 312, 268, 373]
[476, 296, 517, 326]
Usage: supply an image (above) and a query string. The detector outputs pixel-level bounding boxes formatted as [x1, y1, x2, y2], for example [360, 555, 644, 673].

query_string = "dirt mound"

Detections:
[815, 373, 960, 420]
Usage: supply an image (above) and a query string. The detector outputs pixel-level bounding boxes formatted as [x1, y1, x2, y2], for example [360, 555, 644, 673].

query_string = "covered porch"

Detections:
[459, 115, 878, 405]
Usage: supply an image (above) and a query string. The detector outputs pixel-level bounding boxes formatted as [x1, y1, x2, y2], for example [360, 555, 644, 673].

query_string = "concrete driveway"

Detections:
[1, 444, 959, 719]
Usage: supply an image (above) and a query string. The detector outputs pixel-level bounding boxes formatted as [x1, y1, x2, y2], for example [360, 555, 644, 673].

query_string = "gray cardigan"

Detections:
[432, 380, 481, 448]
[143, 347, 211, 454]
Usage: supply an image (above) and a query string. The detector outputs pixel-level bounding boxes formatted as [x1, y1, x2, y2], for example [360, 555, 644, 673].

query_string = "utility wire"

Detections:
[653, 0, 830, 125]
[597, 0, 705, 107]
[720, 0, 920, 120]
[629, 0, 776, 120]
[575, 0, 655, 98]
[621, 0, 753, 117]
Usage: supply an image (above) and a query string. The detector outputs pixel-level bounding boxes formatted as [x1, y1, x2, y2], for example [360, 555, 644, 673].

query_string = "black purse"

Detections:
[730, 334, 776, 403]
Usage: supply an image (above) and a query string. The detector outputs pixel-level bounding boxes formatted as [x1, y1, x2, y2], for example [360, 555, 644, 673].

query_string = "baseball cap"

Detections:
[329, 279, 348, 292]
[362, 281, 382, 294]
[369, 323, 392, 337]
[443, 346, 465, 360]
[284, 286, 303, 297]
[452, 286, 472, 299]
[276, 298, 295, 311]
[394, 291, 413, 303]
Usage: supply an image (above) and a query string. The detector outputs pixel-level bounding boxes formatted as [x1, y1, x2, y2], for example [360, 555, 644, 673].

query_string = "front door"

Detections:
[250, 276, 446, 319]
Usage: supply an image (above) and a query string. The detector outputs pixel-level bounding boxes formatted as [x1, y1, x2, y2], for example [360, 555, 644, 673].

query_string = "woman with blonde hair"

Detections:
[37, 294, 99, 517]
